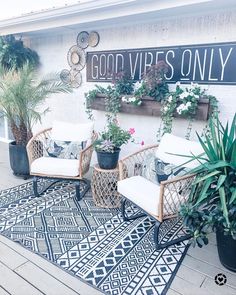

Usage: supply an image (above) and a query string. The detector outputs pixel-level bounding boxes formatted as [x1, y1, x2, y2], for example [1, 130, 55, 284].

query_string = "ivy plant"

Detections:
[157, 82, 219, 141]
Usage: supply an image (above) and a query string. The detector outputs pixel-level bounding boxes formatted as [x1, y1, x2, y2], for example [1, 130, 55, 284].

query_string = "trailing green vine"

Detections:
[85, 67, 218, 143]
[85, 85, 121, 122]
[157, 82, 218, 141]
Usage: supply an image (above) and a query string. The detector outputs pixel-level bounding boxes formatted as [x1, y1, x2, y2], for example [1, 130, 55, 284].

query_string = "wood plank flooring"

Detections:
[0, 142, 236, 295]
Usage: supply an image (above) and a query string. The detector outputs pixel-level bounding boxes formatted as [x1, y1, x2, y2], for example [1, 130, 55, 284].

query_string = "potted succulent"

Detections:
[94, 122, 134, 169]
[0, 63, 72, 178]
[180, 113, 236, 271]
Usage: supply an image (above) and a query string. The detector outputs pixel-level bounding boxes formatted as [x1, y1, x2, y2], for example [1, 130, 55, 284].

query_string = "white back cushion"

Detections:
[51, 121, 94, 142]
[155, 133, 204, 169]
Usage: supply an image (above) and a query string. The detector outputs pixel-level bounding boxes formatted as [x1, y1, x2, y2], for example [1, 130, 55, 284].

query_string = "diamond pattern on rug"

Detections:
[0, 180, 189, 295]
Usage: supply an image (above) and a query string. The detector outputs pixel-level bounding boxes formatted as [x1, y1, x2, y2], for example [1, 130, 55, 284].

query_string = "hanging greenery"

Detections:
[85, 64, 170, 121]
[0, 35, 39, 70]
[157, 82, 219, 141]
[85, 84, 121, 123]
[85, 64, 218, 142]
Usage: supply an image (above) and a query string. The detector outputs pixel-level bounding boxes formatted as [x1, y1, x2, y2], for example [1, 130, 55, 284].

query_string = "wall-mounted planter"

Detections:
[89, 95, 210, 121]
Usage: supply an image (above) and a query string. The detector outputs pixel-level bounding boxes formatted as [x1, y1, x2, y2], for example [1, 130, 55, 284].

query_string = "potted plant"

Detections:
[94, 122, 134, 169]
[0, 35, 39, 70]
[0, 63, 72, 178]
[180, 113, 236, 271]
[159, 82, 218, 140]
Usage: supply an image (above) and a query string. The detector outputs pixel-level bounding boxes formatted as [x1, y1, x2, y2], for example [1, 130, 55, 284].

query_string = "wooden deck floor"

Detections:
[0, 142, 236, 295]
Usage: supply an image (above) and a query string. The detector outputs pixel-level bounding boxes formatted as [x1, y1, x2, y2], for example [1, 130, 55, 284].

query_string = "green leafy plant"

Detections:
[158, 82, 218, 140]
[85, 63, 170, 121]
[85, 87, 101, 120]
[0, 63, 72, 146]
[179, 114, 236, 247]
[94, 123, 133, 152]
[85, 84, 121, 122]
[0, 35, 39, 70]
[142, 61, 169, 101]
[112, 71, 134, 95]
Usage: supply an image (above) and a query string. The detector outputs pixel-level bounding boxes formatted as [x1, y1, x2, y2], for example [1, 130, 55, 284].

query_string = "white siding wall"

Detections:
[29, 8, 236, 157]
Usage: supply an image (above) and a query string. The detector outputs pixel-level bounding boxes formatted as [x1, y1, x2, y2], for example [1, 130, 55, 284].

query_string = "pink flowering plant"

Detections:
[94, 123, 136, 153]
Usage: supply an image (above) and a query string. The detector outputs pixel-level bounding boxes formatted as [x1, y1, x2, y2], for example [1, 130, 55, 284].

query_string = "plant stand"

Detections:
[91, 164, 122, 208]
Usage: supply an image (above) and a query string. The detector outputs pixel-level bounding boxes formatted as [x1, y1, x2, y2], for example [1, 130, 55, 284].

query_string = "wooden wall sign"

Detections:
[86, 42, 236, 85]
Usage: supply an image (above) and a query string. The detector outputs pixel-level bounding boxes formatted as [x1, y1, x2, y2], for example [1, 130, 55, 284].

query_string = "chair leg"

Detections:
[121, 198, 146, 221]
[75, 181, 81, 201]
[154, 221, 192, 250]
[75, 179, 91, 201]
[33, 177, 39, 197]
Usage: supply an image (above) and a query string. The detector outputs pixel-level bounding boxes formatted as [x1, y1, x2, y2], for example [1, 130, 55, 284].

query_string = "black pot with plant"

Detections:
[94, 122, 133, 170]
[179, 114, 236, 271]
[0, 63, 72, 178]
[96, 148, 121, 170]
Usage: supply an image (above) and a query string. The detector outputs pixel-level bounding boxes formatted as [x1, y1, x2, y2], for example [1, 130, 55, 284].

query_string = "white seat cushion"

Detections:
[31, 157, 79, 177]
[156, 133, 204, 169]
[118, 176, 160, 217]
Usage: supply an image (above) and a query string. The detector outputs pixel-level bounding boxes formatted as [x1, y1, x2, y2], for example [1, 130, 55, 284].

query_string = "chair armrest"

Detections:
[159, 173, 197, 220]
[118, 144, 158, 180]
[26, 128, 52, 167]
[79, 131, 97, 177]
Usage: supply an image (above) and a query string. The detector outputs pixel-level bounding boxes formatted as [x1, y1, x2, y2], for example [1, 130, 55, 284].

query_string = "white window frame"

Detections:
[0, 116, 12, 142]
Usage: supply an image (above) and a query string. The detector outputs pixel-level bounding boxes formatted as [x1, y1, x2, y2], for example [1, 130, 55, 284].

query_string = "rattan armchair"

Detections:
[117, 134, 202, 250]
[27, 127, 96, 200]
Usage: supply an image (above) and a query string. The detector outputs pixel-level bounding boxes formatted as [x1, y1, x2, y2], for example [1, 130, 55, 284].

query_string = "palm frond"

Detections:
[0, 63, 72, 145]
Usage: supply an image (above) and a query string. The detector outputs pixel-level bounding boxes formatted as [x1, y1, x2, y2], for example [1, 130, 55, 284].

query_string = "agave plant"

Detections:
[180, 114, 236, 247]
[0, 63, 72, 146]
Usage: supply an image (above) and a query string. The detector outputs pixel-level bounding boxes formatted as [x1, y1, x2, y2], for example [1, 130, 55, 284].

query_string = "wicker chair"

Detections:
[118, 134, 203, 250]
[26, 122, 96, 200]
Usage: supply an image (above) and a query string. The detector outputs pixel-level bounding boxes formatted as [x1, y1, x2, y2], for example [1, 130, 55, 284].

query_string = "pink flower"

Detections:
[129, 128, 135, 135]
[141, 140, 144, 146]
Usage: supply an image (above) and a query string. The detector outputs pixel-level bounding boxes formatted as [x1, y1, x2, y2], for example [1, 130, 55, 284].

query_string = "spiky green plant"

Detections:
[0, 63, 72, 146]
[179, 114, 236, 247]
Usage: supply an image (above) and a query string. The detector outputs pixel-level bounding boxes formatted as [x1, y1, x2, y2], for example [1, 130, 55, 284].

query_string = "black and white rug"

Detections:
[0, 180, 189, 295]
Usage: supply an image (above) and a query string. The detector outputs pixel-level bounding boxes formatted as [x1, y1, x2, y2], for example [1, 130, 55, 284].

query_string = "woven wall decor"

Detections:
[61, 30, 100, 88]
[77, 31, 89, 49]
[60, 69, 71, 84]
[88, 31, 100, 47]
[70, 70, 82, 88]
[67, 45, 86, 71]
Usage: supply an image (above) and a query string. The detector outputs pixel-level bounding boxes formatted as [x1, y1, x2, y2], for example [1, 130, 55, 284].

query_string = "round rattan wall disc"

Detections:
[70, 70, 82, 88]
[67, 45, 86, 71]
[88, 31, 100, 47]
[60, 69, 71, 84]
[77, 31, 89, 49]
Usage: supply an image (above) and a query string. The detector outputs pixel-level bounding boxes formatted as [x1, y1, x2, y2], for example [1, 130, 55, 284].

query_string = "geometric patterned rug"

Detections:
[0, 180, 189, 295]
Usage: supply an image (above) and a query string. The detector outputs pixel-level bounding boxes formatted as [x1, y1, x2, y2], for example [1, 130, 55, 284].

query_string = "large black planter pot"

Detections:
[216, 228, 236, 272]
[96, 149, 120, 170]
[9, 141, 30, 178]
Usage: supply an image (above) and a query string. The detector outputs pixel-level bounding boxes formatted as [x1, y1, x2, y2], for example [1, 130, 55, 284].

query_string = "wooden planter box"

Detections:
[89, 95, 210, 121]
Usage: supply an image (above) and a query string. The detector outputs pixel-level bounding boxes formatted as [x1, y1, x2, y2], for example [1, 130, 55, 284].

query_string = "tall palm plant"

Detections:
[0, 63, 72, 146]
